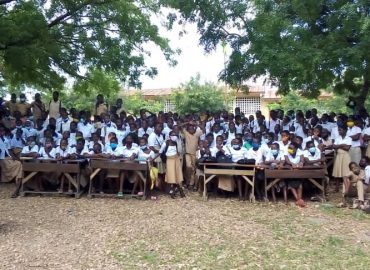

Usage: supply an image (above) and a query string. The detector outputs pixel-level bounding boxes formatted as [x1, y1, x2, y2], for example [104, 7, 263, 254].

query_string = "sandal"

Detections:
[117, 192, 124, 198]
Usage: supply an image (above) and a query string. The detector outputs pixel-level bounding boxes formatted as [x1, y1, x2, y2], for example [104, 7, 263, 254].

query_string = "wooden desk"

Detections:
[264, 166, 326, 201]
[200, 163, 256, 202]
[88, 159, 149, 199]
[20, 158, 84, 198]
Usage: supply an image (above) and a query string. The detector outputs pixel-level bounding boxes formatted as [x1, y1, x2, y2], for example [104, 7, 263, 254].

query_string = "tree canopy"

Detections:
[0, 0, 177, 92]
[168, 0, 370, 107]
[172, 75, 229, 115]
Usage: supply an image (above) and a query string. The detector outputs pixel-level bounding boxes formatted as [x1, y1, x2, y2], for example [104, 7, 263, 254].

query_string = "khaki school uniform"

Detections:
[346, 170, 365, 201]
[183, 129, 203, 186]
[164, 146, 183, 184]
[16, 102, 31, 117]
[332, 136, 352, 178]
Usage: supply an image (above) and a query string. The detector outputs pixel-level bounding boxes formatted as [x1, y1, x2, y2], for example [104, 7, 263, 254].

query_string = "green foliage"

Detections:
[172, 75, 228, 115]
[0, 0, 176, 92]
[169, 0, 370, 106]
[122, 92, 163, 115]
[268, 92, 351, 114]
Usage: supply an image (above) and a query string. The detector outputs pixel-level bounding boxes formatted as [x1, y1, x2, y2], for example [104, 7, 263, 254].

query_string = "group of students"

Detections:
[0, 92, 369, 209]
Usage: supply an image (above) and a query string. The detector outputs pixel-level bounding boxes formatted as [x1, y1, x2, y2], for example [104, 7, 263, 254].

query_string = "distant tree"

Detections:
[0, 0, 176, 92]
[172, 75, 228, 115]
[168, 0, 370, 108]
[123, 92, 163, 115]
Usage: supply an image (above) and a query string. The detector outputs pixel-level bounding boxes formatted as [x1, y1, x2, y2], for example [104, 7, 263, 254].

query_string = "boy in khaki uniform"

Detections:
[181, 121, 204, 190]
[342, 162, 366, 209]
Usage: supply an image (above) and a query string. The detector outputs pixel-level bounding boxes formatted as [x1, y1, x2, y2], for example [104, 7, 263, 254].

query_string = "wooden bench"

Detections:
[88, 159, 149, 199]
[199, 163, 256, 202]
[264, 166, 326, 201]
[20, 158, 84, 198]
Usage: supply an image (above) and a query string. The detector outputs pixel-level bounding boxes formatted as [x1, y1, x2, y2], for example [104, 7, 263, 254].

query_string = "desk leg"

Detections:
[203, 175, 216, 201]
[20, 172, 38, 196]
[88, 169, 101, 198]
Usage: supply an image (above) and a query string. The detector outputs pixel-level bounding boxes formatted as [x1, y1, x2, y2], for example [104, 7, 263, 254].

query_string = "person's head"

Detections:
[167, 118, 174, 129]
[274, 124, 281, 134]
[27, 136, 36, 147]
[213, 123, 221, 133]
[231, 138, 242, 150]
[229, 122, 236, 132]
[93, 142, 102, 154]
[52, 91, 59, 101]
[124, 134, 133, 146]
[252, 137, 261, 151]
[19, 93, 26, 103]
[271, 142, 280, 156]
[49, 117, 56, 127]
[349, 162, 361, 175]
[154, 123, 163, 134]
[70, 121, 77, 132]
[169, 130, 177, 142]
[306, 141, 316, 155]
[359, 157, 370, 169]
[103, 114, 111, 124]
[110, 137, 118, 150]
[313, 126, 322, 137]
[187, 124, 196, 135]
[347, 117, 355, 128]
[281, 131, 290, 143]
[76, 138, 85, 151]
[205, 133, 214, 145]
[10, 93, 17, 102]
[16, 128, 23, 138]
[36, 118, 44, 130]
[15, 119, 22, 129]
[139, 137, 148, 150]
[270, 110, 277, 120]
[75, 131, 83, 141]
[25, 120, 32, 130]
[338, 126, 347, 137]
[216, 135, 224, 146]
[321, 128, 330, 140]
[45, 137, 54, 148]
[294, 136, 303, 149]
[91, 133, 99, 142]
[287, 142, 298, 156]
[96, 94, 104, 104]
[60, 108, 68, 119]
[60, 138, 68, 150]
[62, 131, 70, 139]
[116, 98, 122, 108]
[35, 93, 41, 102]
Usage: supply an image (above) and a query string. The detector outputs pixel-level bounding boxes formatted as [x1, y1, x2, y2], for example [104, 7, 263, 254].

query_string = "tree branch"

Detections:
[48, 2, 92, 28]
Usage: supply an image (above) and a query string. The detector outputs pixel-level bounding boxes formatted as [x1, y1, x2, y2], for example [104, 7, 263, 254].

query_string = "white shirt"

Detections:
[229, 147, 248, 163]
[267, 119, 281, 133]
[148, 132, 165, 149]
[105, 145, 124, 157]
[303, 148, 322, 161]
[57, 117, 72, 133]
[138, 148, 156, 160]
[78, 122, 95, 139]
[347, 126, 362, 147]
[331, 126, 339, 141]
[246, 148, 263, 164]
[277, 141, 291, 155]
[235, 123, 244, 134]
[10, 137, 25, 149]
[302, 136, 323, 149]
[55, 146, 74, 158]
[38, 147, 57, 159]
[334, 136, 352, 146]
[294, 122, 306, 138]
[0, 138, 10, 159]
[364, 165, 370, 185]
[265, 150, 285, 162]
[210, 145, 231, 158]
[22, 127, 38, 139]
[21, 145, 39, 154]
[138, 127, 153, 138]
[101, 123, 118, 144]
[122, 145, 139, 158]
[286, 152, 302, 165]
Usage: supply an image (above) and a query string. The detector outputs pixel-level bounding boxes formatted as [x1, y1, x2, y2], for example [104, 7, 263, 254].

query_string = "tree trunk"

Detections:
[354, 79, 369, 110]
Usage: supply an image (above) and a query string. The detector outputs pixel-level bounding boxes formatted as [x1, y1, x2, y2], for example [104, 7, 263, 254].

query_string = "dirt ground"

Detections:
[1, 183, 370, 270]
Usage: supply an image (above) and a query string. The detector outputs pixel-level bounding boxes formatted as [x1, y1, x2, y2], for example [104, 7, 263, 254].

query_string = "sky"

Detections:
[140, 16, 227, 89]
